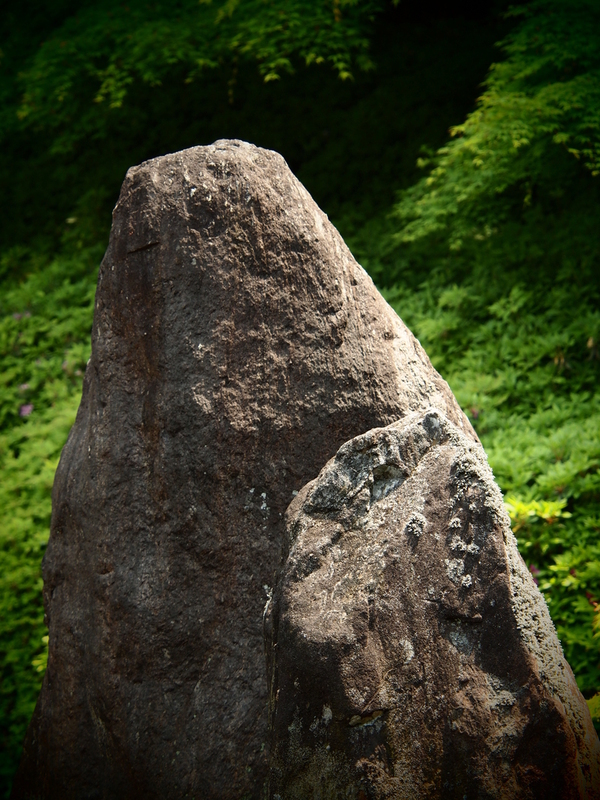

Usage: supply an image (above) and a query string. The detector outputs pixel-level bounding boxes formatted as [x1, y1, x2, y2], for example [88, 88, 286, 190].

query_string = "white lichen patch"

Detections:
[485, 674, 517, 714]
[445, 558, 465, 584]
[449, 536, 481, 557]
[450, 535, 467, 552]
[403, 512, 427, 539]
[490, 690, 516, 711]
[400, 638, 414, 663]
[448, 625, 473, 655]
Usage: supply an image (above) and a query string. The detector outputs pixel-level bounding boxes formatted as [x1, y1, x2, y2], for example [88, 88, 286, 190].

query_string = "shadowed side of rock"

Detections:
[267, 410, 600, 800]
[12, 141, 475, 800]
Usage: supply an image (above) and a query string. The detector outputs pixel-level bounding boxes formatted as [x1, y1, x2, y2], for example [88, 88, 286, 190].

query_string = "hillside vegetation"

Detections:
[1, 0, 599, 793]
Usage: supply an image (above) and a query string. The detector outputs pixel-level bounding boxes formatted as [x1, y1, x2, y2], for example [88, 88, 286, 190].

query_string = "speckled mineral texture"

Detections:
[12, 141, 475, 800]
[266, 409, 600, 800]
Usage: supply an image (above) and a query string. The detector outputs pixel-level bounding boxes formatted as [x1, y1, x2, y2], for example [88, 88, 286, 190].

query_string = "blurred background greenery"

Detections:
[1, 0, 599, 793]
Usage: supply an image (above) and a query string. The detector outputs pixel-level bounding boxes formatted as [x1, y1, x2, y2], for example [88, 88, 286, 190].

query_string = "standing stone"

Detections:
[12, 141, 475, 799]
[267, 410, 600, 799]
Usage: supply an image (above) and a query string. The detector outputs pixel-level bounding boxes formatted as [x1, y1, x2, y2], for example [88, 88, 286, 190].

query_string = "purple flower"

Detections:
[19, 404, 34, 417]
[529, 564, 540, 585]
[19, 383, 30, 392]
[12, 312, 22, 320]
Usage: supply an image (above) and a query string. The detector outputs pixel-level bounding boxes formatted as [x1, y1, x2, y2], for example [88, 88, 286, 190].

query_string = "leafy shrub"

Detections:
[0, 249, 97, 790]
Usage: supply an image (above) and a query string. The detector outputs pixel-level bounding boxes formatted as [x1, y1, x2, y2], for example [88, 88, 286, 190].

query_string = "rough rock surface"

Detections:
[266, 409, 600, 799]
[12, 141, 475, 799]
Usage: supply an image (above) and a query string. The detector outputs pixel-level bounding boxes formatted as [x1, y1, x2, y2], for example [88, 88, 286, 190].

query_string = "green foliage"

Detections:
[589, 692, 600, 725]
[506, 497, 600, 687]
[13, 0, 379, 153]
[0, 249, 97, 790]
[1, 3, 497, 257]
[395, 0, 600, 248]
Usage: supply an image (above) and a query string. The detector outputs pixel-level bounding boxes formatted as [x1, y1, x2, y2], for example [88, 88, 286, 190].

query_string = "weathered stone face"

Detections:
[13, 141, 475, 799]
[267, 410, 600, 800]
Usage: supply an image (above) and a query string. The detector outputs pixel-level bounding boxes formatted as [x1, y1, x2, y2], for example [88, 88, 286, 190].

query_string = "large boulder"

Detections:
[13, 141, 475, 799]
[267, 410, 600, 799]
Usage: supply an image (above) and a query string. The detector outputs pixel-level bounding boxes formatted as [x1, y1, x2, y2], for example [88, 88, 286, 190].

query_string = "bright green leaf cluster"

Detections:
[14, 0, 379, 153]
[395, 0, 600, 247]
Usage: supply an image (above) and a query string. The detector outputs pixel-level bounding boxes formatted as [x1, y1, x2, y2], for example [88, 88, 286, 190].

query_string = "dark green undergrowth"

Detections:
[1, 0, 599, 795]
